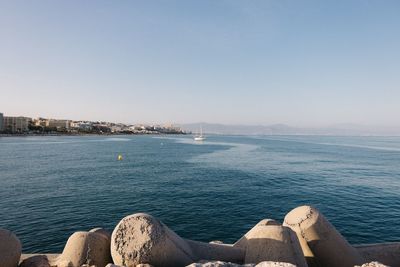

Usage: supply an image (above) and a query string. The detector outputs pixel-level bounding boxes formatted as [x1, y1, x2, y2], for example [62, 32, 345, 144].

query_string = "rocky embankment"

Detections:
[1, 206, 399, 267]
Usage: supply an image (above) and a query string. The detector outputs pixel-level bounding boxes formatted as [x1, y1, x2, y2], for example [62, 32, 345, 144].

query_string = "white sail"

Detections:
[194, 125, 206, 141]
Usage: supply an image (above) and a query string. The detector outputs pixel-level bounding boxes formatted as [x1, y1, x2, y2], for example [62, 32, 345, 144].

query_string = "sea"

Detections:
[0, 135, 399, 253]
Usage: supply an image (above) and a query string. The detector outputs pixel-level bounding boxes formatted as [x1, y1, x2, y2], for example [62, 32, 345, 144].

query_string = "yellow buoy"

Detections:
[117, 154, 123, 161]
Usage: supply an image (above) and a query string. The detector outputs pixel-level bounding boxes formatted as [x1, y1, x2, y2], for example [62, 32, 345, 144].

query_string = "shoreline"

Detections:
[0, 132, 187, 138]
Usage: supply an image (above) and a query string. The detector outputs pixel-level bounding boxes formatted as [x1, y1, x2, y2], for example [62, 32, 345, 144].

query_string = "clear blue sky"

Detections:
[1, 0, 399, 127]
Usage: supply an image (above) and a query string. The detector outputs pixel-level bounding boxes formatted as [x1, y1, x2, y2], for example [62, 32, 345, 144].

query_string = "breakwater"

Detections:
[1, 206, 399, 267]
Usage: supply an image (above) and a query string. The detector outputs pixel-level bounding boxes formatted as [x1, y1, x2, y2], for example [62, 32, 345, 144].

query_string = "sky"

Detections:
[0, 0, 399, 127]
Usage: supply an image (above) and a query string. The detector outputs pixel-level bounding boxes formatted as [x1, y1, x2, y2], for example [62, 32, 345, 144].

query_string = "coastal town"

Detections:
[0, 112, 187, 135]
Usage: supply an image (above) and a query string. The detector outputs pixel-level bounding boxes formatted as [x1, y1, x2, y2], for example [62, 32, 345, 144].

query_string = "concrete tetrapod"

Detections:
[0, 229, 22, 267]
[89, 227, 112, 240]
[185, 239, 244, 263]
[56, 230, 112, 267]
[355, 262, 389, 267]
[110, 213, 245, 267]
[283, 206, 365, 267]
[233, 219, 307, 267]
[19, 254, 59, 267]
[234, 219, 280, 249]
[19, 255, 51, 267]
[355, 242, 400, 267]
[187, 261, 298, 267]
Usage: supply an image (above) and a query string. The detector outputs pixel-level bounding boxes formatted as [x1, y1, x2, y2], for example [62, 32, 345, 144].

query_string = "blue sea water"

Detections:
[0, 135, 400, 253]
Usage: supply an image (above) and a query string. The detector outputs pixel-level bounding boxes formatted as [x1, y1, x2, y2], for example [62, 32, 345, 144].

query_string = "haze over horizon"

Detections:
[1, 1, 400, 128]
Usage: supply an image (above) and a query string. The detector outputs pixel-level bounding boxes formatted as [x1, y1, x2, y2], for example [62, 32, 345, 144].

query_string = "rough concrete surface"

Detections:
[354, 262, 389, 267]
[234, 220, 306, 267]
[284, 206, 364, 267]
[111, 213, 195, 267]
[0, 228, 22, 267]
[356, 242, 400, 267]
[56, 231, 112, 267]
[186, 261, 298, 267]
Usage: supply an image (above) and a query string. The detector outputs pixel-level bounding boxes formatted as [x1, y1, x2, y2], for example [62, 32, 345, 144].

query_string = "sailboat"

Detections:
[194, 126, 206, 141]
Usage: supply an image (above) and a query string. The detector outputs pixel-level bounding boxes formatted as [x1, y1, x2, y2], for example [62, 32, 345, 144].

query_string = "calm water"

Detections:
[1, 135, 400, 252]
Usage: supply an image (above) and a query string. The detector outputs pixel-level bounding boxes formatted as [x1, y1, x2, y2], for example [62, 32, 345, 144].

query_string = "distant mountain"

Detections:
[181, 123, 400, 136]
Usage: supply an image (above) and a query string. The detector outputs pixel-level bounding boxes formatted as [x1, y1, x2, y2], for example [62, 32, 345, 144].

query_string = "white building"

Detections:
[3, 116, 31, 133]
[47, 119, 71, 129]
[70, 121, 93, 131]
[111, 125, 122, 133]
[0, 113, 3, 131]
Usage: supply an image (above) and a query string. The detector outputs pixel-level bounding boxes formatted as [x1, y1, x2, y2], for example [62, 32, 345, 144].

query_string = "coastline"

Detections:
[0, 132, 187, 138]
